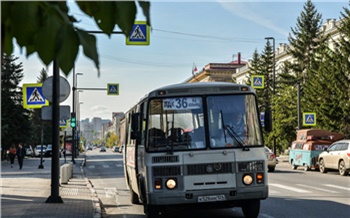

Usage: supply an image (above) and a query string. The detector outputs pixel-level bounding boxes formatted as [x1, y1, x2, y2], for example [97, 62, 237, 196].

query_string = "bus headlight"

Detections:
[242, 174, 253, 186]
[166, 178, 177, 189]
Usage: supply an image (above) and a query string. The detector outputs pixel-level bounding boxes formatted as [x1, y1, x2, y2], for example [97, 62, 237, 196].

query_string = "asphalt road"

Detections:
[84, 149, 350, 218]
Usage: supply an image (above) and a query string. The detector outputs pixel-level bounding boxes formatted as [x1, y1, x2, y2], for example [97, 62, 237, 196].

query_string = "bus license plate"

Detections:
[198, 194, 226, 202]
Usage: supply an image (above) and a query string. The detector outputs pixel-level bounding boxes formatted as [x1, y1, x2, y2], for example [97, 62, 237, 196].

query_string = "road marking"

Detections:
[116, 164, 123, 167]
[260, 214, 276, 218]
[1, 197, 33, 202]
[88, 165, 95, 168]
[269, 183, 310, 193]
[324, 184, 350, 191]
[105, 187, 117, 198]
[103, 165, 110, 168]
[296, 184, 339, 193]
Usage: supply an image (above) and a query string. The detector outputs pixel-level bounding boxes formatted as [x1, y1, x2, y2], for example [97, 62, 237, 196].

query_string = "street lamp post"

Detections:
[72, 70, 83, 163]
[265, 37, 276, 155]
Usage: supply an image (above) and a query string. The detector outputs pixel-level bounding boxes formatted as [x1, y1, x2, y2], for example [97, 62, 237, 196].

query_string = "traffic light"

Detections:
[70, 112, 76, 128]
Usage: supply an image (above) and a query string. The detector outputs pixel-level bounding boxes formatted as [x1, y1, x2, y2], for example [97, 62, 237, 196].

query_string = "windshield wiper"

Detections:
[220, 110, 245, 147]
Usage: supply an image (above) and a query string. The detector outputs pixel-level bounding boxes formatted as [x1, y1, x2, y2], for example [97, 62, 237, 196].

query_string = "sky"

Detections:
[15, 0, 349, 121]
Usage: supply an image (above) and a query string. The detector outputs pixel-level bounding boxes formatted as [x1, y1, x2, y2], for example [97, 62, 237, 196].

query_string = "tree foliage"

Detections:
[1, 1, 151, 76]
[1, 54, 32, 152]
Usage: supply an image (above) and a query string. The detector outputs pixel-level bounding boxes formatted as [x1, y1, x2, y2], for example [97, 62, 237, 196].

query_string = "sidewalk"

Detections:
[1, 154, 100, 218]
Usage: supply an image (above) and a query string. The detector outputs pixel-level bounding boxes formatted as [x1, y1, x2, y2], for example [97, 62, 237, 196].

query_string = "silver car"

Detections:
[265, 146, 277, 172]
[318, 139, 350, 176]
[34, 145, 46, 157]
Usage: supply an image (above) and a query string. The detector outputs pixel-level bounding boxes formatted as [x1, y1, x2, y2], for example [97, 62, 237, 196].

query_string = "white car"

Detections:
[265, 146, 277, 172]
[318, 139, 350, 176]
[34, 145, 46, 157]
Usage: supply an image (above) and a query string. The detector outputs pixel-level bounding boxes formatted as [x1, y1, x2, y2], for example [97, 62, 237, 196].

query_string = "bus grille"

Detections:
[153, 166, 181, 177]
[185, 162, 234, 175]
[152, 155, 179, 163]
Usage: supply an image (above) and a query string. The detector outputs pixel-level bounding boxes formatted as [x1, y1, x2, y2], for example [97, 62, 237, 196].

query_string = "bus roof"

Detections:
[145, 82, 255, 99]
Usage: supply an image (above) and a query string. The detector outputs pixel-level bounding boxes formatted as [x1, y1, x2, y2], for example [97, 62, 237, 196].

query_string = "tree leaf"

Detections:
[56, 24, 79, 75]
[115, 2, 137, 36]
[34, 8, 62, 65]
[10, 2, 41, 47]
[76, 28, 99, 73]
[138, 1, 151, 26]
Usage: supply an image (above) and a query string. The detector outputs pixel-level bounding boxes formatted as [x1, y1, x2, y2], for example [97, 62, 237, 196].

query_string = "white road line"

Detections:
[103, 165, 110, 168]
[88, 165, 95, 168]
[260, 214, 276, 218]
[116, 164, 123, 167]
[296, 184, 339, 193]
[269, 183, 310, 193]
[324, 184, 350, 191]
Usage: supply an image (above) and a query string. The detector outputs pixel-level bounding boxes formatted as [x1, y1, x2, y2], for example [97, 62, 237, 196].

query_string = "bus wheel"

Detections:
[145, 205, 160, 218]
[130, 188, 140, 204]
[241, 199, 260, 218]
[291, 160, 297, 170]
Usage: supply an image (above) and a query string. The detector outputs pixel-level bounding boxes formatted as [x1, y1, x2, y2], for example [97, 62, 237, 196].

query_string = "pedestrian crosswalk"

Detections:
[269, 183, 350, 195]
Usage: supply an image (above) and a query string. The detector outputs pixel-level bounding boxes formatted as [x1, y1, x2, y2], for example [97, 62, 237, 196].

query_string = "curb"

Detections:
[80, 155, 101, 218]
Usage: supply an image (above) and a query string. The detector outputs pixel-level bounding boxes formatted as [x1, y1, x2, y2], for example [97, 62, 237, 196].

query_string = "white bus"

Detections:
[123, 82, 270, 217]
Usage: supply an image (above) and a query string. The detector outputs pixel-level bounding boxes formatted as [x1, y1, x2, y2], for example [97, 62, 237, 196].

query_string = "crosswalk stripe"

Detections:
[88, 165, 95, 168]
[103, 165, 110, 168]
[296, 184, 339, 193]
[269, 183, 310, 193]
[324, 184, 350, 191]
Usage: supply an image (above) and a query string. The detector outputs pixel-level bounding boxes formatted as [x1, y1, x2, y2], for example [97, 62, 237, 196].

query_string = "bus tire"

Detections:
[130, 186, 140, 204]
[145, 205, 160, 218]
[241, 199, 260, 218]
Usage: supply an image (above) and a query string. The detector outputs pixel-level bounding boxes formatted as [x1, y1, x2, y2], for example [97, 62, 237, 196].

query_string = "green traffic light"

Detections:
[71, 118, 76, 128]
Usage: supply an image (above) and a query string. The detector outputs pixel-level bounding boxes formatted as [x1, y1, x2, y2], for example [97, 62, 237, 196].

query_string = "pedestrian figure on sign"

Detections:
[30, 89, 40, 101]
[131, 26, 144, 39]
[16, 143, 26, 170]
[9, 144, 17, 168]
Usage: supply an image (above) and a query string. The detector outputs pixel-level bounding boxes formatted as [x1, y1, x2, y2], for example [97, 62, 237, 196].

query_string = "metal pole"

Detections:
[297, 82, 301, 130]
[72, 67, 76, 164]
[38, 121, 44, 169]
[46, 59, 63, 203]
[265, 37, 276, 155]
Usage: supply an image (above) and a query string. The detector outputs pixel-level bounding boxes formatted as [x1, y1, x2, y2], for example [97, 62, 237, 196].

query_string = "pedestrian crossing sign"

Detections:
[126, 21, 150, 45]
[303, 112, 316, 126]
[107, 83, 119, 95]
[60, 119, 68, 128]
[251, 75, 264, 89]
[23, 83, 49, 109]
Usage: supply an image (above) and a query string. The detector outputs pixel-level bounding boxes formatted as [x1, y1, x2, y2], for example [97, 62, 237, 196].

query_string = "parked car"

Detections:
[318, 139, 350, 176]
[87, 145, 93, 151]
[100, 147, 106, 152]
[119, 145, 124, 153]
[34, 145, 46, 157]
[44, 144, 52, 157]
[265, 146, 277, 172]
[113, 146, 118, 152]
[24, 145, 34, 157]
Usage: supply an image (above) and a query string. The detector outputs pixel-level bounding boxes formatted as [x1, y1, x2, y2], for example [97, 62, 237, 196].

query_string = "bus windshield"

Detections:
[147, 94, 263, 152]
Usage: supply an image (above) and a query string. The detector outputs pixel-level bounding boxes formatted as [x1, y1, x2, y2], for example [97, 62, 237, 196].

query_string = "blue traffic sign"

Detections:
[251, 75, 264, 89]
[107, 83, 119, 95]
[303, 112, 316, 126]
[23, 83, 49, 109]
[126, 21, 150, 45]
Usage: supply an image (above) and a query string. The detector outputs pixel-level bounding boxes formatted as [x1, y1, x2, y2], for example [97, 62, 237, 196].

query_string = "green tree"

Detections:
[1, 1, 151, 75]
[106, 132, 119, 148]
[1, 54, 32, 158]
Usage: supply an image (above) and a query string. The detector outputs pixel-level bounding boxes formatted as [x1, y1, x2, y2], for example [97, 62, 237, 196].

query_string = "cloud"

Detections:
[90, 105, 112, 119]
[218, 1, 289, 37]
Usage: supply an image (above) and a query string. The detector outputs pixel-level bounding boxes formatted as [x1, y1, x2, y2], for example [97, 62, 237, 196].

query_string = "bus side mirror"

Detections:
[264, 108, 272, 132]
[131, 113, 140, 140]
